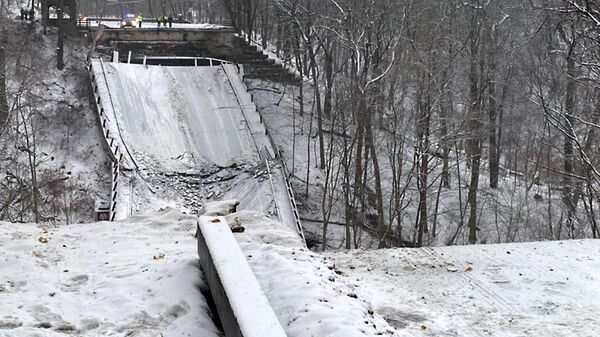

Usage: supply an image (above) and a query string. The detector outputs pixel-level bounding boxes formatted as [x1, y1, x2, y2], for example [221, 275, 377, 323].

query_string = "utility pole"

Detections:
[57, 0, 64, 70]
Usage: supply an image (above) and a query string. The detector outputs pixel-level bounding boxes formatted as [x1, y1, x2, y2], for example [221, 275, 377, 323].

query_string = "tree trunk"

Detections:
[562, 46, 577, 230]
[416, 76, 431, 247]
[57, 0, 64, 70]
[467, 143, 481, 244]
[440, 67, 451, 189]
[467, 8, 481, 244]
[488, 60, 498, 188]
[0, 28, 7, 126]
[323, 40, 333, 120]
[308, 37, 325, 170]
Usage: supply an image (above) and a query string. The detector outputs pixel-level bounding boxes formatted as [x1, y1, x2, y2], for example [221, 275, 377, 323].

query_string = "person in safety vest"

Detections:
[137, 14, 143, 28]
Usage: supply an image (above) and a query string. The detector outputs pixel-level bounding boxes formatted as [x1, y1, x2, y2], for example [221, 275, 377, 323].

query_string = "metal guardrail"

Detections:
[87, 61, 123, 221]
[133, 55, 232, 67]
[278, 157, 306, 242]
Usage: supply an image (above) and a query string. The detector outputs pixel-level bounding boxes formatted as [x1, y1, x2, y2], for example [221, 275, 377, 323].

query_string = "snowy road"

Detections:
[327, 240, 600, 337]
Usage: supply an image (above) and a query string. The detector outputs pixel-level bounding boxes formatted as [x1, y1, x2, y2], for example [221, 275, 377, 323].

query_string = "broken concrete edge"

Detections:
[197, 216, 287, 337]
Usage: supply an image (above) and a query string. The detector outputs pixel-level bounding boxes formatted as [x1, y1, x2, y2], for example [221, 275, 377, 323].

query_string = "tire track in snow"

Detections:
[420, 247, 515, 311]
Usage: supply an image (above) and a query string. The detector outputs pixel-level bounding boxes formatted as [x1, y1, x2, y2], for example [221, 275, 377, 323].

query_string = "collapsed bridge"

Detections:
[85, 22, 307, 336]
[89, 58, 302, 235]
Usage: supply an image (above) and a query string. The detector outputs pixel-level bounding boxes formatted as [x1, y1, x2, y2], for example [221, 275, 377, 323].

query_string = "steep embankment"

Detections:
[0, 22, 110, 224]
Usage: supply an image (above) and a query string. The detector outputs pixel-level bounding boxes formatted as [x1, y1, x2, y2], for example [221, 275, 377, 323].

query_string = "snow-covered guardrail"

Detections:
[196, 216, 287, 337]
[138, 56, 233, 66]
[87, 60, 123, 221]
[278, 157, 306, 242]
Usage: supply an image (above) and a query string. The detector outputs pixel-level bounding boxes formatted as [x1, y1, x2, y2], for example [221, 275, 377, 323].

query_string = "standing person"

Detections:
[163, 16, 167, 27]
[20, 8, 25, 21]
[137, 13, 143, 28]
[28, 8, 34, 21]
[167, 15, 172, 28]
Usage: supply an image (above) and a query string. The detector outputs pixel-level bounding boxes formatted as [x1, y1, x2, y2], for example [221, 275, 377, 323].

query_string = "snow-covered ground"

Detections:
[327, 240, 600, 336]
[0, 209, 219, 337]
[2, 205, 598, 337]
[222, 209, 400, 336]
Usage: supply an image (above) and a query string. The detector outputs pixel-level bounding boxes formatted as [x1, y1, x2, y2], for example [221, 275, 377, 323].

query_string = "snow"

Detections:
[226, 210, 400, 337]
[0, 209, 219, 337]
[0, 22, 111, 224]
[2, 17, 595, 337]
[326, 240, 600, 336]
[2, 203, 598, 337]
[200, 199, 239, 216]
[97, 62, 258, 169]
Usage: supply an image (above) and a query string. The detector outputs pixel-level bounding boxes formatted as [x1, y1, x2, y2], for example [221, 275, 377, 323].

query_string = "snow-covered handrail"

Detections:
[197, 216, 287, 337]
[87, 61, 123, 221]
[278, 157, 306, 243]
[139, 56, 233, 66]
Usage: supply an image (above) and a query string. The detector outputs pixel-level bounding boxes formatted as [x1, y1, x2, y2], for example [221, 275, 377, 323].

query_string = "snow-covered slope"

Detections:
[327, 240, 600, 337]
[0, 23, 110, 224]
[0, 209, 219, 337]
